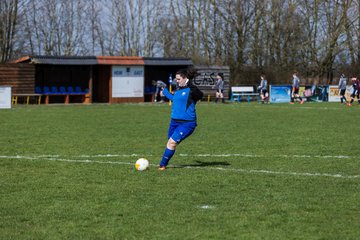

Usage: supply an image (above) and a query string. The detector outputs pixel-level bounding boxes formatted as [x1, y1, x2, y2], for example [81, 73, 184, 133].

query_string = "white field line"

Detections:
[179, 153, 354, 159]
[1, 155, 359, 179]
[247, 104, 359, 111]
[46, 158, 133, 166]
[0, 153, 356, 161]
[15, 153, 353, 160]
[212, 167, 360, 179]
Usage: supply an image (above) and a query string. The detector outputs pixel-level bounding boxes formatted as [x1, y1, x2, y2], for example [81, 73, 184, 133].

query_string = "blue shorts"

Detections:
[168, 119, 197, 143]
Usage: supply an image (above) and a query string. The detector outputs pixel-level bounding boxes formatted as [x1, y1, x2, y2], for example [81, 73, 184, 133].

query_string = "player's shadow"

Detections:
[174, 160, 231, 168]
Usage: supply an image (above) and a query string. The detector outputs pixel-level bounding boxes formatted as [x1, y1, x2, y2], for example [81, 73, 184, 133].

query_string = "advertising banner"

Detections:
[328, 85, 340, 102]
[0, 86, 11, 109]
[299, 86, 306, 99]
[328, 85, 354, 102]
[112, 66, 144, 98]
[193, 66, 230, 99]
[269, 85, 291, 103]
[300, 85, 329, 102]
[345, 85, 354, 101]
[321, 85, 353, 103]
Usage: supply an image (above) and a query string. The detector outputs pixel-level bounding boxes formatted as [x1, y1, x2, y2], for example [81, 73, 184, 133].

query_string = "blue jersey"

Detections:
[163, 85, 202, 122]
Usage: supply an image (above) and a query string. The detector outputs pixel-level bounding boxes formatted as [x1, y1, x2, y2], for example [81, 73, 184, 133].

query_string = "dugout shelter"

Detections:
[12, 56, 192, 104]
[5, 56, 230, 104]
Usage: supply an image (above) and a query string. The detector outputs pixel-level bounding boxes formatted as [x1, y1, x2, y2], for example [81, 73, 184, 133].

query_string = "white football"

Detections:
[135, 158, 149, 171]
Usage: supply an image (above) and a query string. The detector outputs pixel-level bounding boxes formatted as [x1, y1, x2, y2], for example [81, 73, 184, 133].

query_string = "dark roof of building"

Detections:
[143, 57, 193, 66]
[13, 56, 193, 66]
[14, 55, 98, 65]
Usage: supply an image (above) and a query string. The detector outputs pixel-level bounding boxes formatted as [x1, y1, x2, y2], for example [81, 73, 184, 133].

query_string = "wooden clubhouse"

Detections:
[9, 56, 192, 104]
[1, 56, 229, 104]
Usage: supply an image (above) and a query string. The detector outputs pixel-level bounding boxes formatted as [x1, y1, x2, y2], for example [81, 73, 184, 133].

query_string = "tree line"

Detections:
[1, 0, 359, 85]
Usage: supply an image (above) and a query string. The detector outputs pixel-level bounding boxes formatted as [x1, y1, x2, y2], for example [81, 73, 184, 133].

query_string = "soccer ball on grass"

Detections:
[135, 158, 149, 171]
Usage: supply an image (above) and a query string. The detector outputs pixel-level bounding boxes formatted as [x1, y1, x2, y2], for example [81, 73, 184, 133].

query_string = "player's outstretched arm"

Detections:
[162, 87, 174, 100]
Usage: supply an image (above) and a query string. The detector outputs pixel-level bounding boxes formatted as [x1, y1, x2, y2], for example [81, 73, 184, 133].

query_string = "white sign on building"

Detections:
[0, 86, 11, 109]
[112, 66, 144, 98]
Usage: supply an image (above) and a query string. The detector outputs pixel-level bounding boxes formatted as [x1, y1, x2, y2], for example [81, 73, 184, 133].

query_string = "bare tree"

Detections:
[0, 0, 20, 62]
[342, 0, 359, 68]
[1, 0, 359, 83]
[317, 1, 352, 83]
[106, 0, 163, 56]
[22, 0, 88, 56]
[85, 0, 103, 55]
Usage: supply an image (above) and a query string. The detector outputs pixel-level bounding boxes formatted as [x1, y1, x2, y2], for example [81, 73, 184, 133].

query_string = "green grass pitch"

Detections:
[1, 102, 359, 239]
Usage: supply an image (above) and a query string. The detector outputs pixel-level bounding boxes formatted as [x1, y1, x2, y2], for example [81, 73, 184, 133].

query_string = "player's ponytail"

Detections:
[186, 67, 199, 80]
[176, 67, 199, 80]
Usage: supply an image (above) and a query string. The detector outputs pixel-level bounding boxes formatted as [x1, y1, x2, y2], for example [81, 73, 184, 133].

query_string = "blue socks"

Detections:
[159, 148, 175, 167]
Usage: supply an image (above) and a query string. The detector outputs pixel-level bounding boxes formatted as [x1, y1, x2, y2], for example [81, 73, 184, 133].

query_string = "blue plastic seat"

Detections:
[75, 86, 83, 93]
[59, 86, 67, 93]
[51, 86, 58, 93]
[145, 86, 156, 94]
[43, 86, 50, 94]
[67, 86, 74, 93]
[35, 86, 42, 93]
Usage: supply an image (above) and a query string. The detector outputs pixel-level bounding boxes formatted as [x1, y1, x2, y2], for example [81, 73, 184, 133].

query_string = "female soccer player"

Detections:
[158, 67, 204, 170]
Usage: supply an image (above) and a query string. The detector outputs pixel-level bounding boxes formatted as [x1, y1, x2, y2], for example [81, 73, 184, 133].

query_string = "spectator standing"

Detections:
[212, 73, 225, 103]
[152, 80, 167, 102]
[257, 74, 269, 104]
[290, 71, 304, 104]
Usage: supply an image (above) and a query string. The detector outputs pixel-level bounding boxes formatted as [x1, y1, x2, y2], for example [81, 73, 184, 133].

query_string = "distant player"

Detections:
[212, 73, 225, 103]
[158, 67, 204, 170]
[347, 76, 360, 106]
[257, 74, 269, 104]
[338, 74, 348, 104]
[152, 80, 167, 102]
[290, 71, 304, 104]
